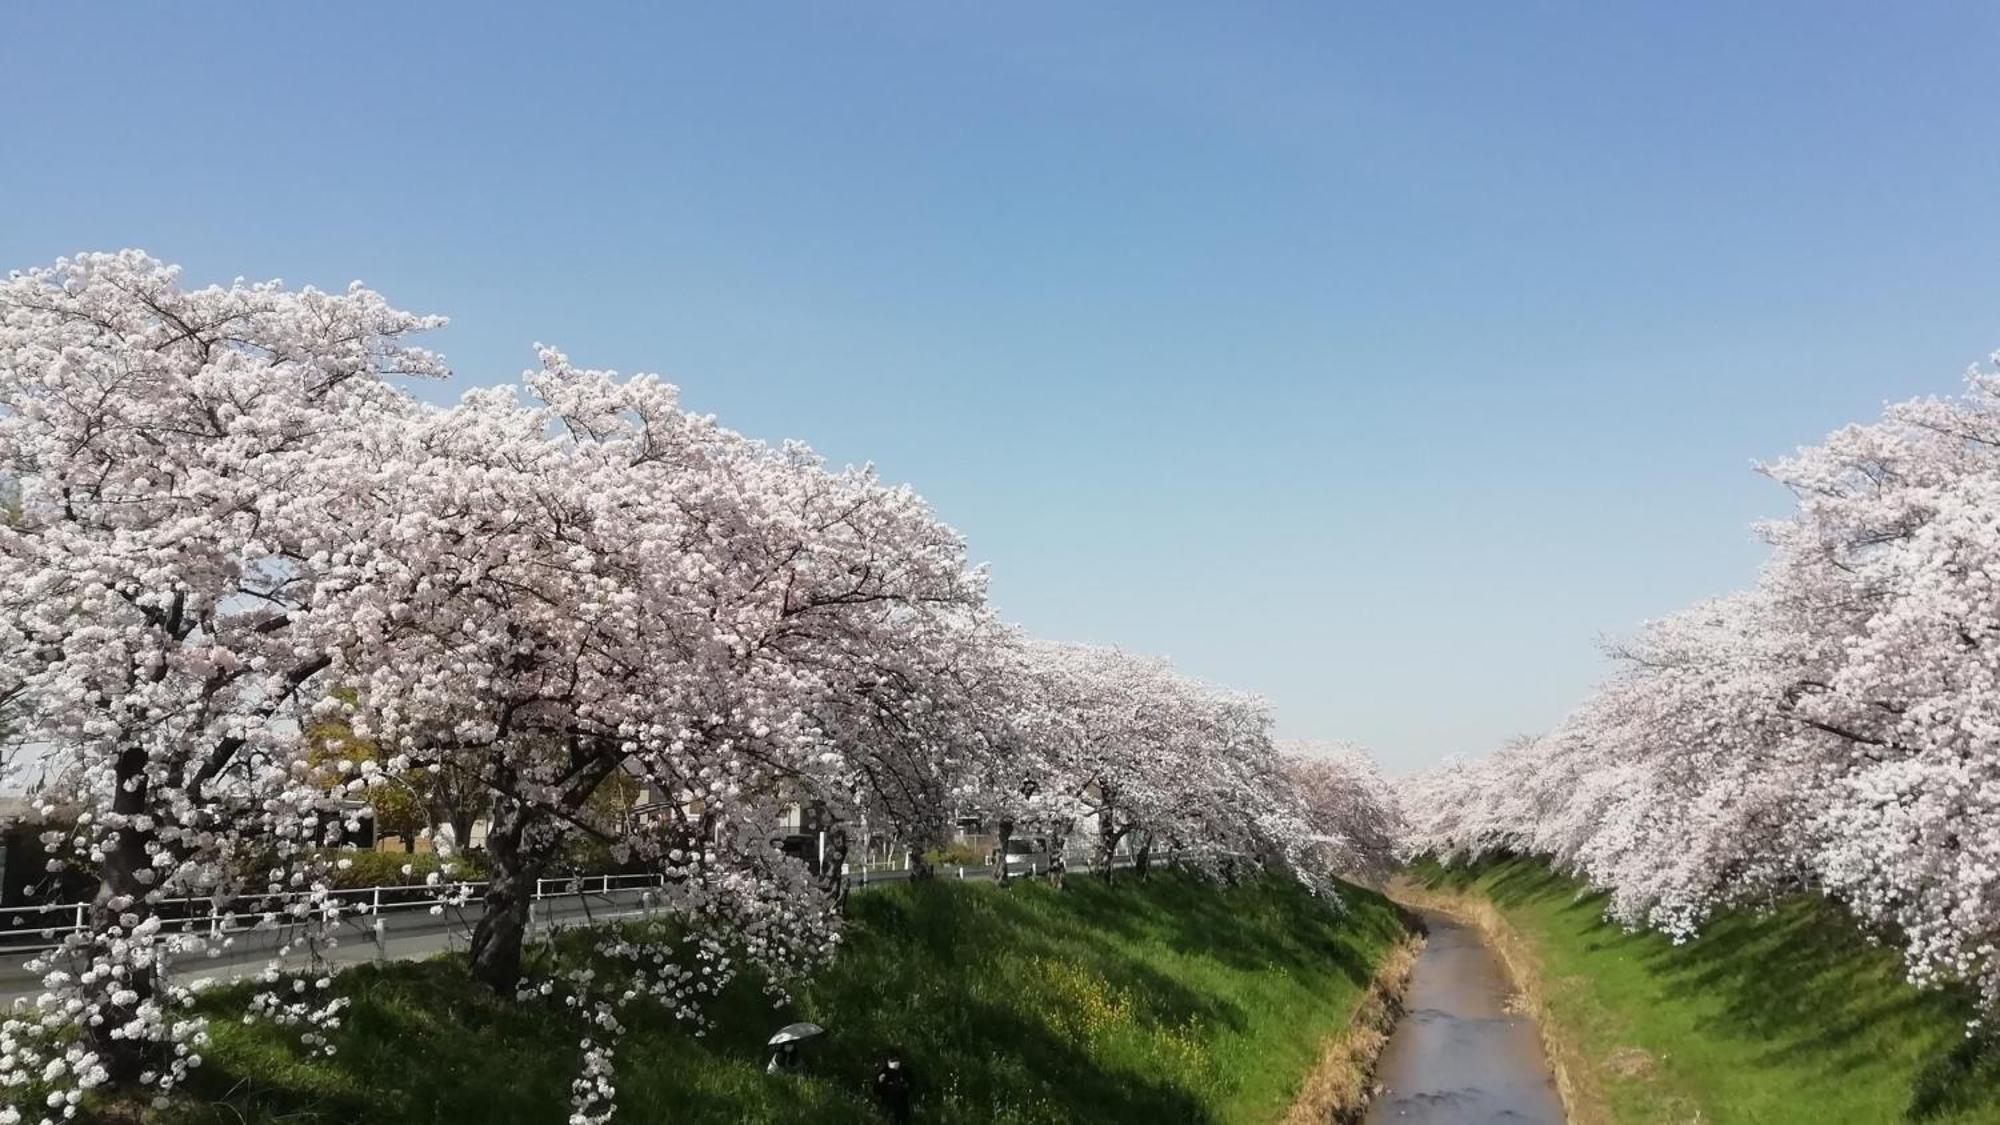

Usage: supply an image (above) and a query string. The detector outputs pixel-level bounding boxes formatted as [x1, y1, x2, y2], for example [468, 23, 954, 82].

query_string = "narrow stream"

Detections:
[1363, 907, 1565, 1124]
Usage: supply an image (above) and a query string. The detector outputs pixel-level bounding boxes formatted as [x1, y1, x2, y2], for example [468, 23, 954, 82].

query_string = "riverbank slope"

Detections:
[148, 872, 1402, 1124]
[1408, 857, 2000, 1124]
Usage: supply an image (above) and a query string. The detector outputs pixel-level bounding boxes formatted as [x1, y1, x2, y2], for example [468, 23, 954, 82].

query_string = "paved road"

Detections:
[1, 887, 661, 1006]
[0, 858, 1101, 1005]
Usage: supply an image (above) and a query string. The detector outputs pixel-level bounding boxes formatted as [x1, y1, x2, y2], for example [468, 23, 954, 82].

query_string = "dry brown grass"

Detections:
[1605, 1046, 1657, 1079]
[1279, 926, 1424, 1124]
[1388, 877, 1606, 1125]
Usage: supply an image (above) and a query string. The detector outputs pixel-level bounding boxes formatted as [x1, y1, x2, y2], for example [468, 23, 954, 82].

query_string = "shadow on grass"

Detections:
[1410, 856, 2000, 1122]
[1911, 1031, 2000, 1121]
[1045, 871, 1390, 986]
[166, 871, 1393, 1125]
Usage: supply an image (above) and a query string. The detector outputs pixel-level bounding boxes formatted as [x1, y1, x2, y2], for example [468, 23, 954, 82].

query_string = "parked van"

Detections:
[998, 836, 1051, 878]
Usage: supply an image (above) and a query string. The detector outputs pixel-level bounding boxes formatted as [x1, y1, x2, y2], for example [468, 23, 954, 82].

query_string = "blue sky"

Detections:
[5, 4, 1998, 771]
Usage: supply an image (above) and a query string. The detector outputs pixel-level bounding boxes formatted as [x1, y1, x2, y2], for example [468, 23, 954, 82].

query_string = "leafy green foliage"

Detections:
[922, 841, 986, 868]
[306, 712, 431, 847]
[322, 849, 491, 890]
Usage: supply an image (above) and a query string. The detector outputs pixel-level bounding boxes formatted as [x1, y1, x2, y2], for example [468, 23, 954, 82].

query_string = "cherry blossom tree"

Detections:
[1280, 742, 1403, 884]
[1759, 367, 2000, 1010]
[310, 346, 994, 1119]
[0, 251, 1389, 1123]
[0, 251, 444, 1106]
[1020, 642, 1329, 889]
[1408, 349, 2000, 1017]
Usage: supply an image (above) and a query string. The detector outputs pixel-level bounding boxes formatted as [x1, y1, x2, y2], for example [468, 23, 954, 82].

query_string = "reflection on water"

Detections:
[1363, 909, 1564, 1124]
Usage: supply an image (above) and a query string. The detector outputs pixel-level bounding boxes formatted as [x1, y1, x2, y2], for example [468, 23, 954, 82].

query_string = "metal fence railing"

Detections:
[1, 850, 1151, 957]
[0, 872, 675, 955]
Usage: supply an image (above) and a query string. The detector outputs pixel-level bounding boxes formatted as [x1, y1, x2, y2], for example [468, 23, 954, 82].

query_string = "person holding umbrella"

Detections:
[765, 1022, 824, 1075]
[872, 1046, 913, 1123]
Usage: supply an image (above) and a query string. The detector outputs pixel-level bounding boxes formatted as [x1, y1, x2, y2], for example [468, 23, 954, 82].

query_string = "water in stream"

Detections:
[1363, 908, 1565, 1124]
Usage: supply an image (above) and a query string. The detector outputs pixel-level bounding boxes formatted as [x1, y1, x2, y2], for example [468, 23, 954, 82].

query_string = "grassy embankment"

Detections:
[1407, 857, 2000, 1124]
[153, 872, 1403, 1124]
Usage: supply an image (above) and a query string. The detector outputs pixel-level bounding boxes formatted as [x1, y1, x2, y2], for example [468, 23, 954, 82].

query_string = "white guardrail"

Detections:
[1, 851, 1139, 956]
[0, 871, 668, 954]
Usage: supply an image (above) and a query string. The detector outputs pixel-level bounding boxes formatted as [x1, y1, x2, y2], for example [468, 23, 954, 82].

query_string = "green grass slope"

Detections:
[1413, 857, 2000, 1124]
[161, 872, 1402, 1125]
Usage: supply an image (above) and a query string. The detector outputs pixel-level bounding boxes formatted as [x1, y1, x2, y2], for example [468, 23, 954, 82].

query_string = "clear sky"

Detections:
[4, 4, 1998, 772]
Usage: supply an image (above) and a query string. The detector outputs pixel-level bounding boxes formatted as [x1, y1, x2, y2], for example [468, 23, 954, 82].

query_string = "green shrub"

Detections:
[323, 849, 490, 889]
[923, 841, 985, 868]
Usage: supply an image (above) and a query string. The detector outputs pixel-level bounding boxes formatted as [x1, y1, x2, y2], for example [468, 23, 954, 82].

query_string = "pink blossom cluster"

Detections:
[1403, 356, 2000, 1020]
[0, 253, 1394, 1123]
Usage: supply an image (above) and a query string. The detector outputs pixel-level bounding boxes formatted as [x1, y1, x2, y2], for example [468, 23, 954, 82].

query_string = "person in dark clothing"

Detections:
[872, 1047, 912, 1123]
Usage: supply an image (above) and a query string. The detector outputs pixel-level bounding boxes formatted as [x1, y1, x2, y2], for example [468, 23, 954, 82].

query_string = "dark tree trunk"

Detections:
[469, 798, 538, 993]
[816, 824, 851, 905]
[434, 776, 484, 852]
[909, 846, 935, 880]
[466, 740, 623, 993]
[450, 810, 476, 853]
[1097, 788, 1119, 882]
[995, 819, 1014, 886]
[1134, 833, 1153, 880]
[85, 746, 160, 1085]
[438, 796, 477, 856]
[446, 804, 472, 848]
